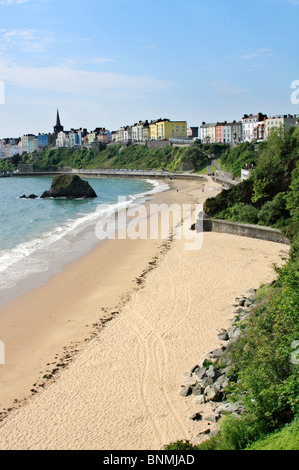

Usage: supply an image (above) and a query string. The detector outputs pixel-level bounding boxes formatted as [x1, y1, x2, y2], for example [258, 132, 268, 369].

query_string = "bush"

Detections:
[217, 202, 259, 224]
[204, 178, 255, 217]
[257, 192, 289, 228]
[164, 440, 200, 450]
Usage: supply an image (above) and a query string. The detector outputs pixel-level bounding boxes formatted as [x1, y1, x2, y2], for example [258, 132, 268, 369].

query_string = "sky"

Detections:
[0, 0, 298, 138]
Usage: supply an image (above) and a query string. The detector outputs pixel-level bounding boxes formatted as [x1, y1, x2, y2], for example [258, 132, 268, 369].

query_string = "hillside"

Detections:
[0, 141, 230, 174]
[204, 127, 299, 234]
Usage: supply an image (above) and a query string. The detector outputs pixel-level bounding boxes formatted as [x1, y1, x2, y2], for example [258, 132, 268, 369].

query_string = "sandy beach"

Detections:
[0, 177, 289, 450]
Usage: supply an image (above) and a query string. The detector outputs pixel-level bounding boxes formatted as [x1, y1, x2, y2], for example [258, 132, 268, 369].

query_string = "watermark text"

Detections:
[291, 340, 299, 365]
[0, 81, 4, 105]
[95, 198, 204, 251]
[290, 80, 299, 105]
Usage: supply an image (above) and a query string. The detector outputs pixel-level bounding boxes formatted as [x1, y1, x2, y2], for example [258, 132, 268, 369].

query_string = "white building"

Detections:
[56, 131, 69, 148]
[242, 113, 266, 142]
[200, 123, 216, 143]
[223, 123, 232, 144]
[4, 145, 19, 158]
[20, 134, 35, 148]
[131, 121, 150, 141]
[264, 114, 297, 139]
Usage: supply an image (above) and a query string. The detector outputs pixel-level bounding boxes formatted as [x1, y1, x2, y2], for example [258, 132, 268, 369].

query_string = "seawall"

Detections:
[14, 168, 237, 186]
[201, 218, 290, 245]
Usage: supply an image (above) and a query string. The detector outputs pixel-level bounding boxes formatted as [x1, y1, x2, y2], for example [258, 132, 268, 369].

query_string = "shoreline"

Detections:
[0, 178, 289, 449]
[0, 178, 207, 413]
[0, 176, 169, 307]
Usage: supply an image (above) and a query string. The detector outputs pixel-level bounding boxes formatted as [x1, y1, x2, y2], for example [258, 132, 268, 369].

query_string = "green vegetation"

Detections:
[164, 440, 201, 450]
[0, 157, 18, 172]
[30, 142, 215, 172]
[204, 127, 299, 232]
[246, 419, 299, 450]
[220, 141, 257, 178]
[166, 127, 299, 451]
[0, 141, 230, 174]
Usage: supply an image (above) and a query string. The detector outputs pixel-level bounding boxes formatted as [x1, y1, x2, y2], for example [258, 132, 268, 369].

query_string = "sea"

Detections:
[0, 176, 169, 303]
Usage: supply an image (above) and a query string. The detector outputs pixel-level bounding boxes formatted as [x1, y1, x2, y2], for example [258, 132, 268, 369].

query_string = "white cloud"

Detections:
[241, 48, 274, 60]
[0, 0, 32, 4]
[0, 29, 54, 53]
[0, 0, 48, 4]
[0, 60, 173, 98]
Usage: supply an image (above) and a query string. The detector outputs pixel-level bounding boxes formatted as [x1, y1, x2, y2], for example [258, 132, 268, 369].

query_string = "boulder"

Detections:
[204, 384, 223, 402]
[194, 394, 205, 405]
[191, 384, 204, 396]
[228, 326, 241, 341]
[214, 402, 244, 416]
[206, 365, 220, 380]
[41, 174, 97, 199]
[189, 412, 202, 421]
[201, 377, 214, 388]
[179, 386, 192, 397]
[194, 367, 207, 380]
[211, 347, 226, 359]
[217, 329, 229, 341]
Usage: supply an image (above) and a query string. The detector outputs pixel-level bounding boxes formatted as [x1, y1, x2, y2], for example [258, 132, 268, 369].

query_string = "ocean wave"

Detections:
[0, 178, 169, 291]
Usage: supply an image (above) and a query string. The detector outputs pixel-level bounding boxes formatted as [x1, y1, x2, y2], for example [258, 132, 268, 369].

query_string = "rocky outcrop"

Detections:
[41, 174, 97, 199]
[180, 288, 257, 431]
[20, 194, 38, 199]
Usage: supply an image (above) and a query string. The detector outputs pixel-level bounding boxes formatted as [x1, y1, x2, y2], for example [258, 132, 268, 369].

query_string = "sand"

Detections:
[0, 178, 289, 450]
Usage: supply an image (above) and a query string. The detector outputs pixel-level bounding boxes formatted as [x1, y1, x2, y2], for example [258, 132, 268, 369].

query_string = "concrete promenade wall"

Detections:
[15, 167, 237, 186]
[201, 218, 290, 245]
[14, 168, 208, 182]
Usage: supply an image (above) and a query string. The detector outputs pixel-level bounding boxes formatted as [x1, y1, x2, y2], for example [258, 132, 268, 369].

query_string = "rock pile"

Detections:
[180, 288, 257, 429]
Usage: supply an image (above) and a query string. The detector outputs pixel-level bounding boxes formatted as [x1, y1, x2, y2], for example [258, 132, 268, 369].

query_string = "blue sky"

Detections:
[0, 0, 298, 138]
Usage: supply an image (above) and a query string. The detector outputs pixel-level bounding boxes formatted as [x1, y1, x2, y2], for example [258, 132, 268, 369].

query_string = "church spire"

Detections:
[54, 108, 63, 134]
[56, 109, 61, 127]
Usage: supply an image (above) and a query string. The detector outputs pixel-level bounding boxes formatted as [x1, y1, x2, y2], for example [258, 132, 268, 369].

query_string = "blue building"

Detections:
[37, 134, 49, 149]
[69, 131, 82, 148]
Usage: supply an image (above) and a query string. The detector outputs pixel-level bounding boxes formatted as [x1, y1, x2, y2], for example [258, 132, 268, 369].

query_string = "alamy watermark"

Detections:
[95, 198, 204, 251]
[0, 341, 4, 365]
[291, 340, 299, 365]
[290, 80, 299, 105]
[0, 81, 4, 105]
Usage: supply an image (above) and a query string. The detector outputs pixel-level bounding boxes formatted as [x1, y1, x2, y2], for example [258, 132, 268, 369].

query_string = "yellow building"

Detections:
[87, 132, 97, 144]
[149, 119, 187, 140]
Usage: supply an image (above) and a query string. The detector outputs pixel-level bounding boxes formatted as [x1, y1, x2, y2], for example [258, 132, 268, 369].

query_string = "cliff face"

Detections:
[41, 174, 97, 199]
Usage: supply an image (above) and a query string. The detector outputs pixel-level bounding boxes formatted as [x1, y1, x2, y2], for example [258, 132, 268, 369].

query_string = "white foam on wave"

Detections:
[0, 178, 169, 291]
